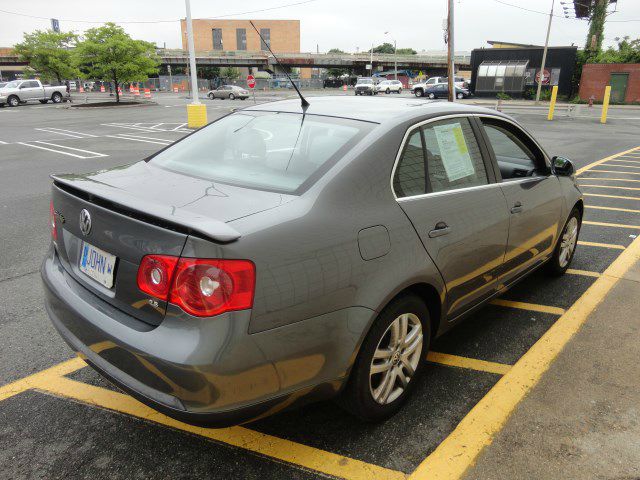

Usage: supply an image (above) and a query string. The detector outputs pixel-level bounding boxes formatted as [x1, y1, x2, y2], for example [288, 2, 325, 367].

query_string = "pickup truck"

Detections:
[0, 79, 68, 107]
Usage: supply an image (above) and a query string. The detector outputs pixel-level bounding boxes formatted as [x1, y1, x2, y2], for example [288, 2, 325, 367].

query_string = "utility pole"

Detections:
[536, 0, 555, 105]
[585, 0, 607, 54]
[446, 0, 455, 102]
[394, 39, 398, 80]
[185, 0, 199, 103]
[370, 43, 374, 76]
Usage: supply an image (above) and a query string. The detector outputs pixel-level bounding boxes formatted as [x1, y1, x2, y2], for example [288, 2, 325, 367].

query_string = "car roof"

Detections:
[243, 96, 502, 124]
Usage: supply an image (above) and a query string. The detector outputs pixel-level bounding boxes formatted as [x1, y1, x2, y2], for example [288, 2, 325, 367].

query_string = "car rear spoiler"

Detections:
[52, 174, 241, 243]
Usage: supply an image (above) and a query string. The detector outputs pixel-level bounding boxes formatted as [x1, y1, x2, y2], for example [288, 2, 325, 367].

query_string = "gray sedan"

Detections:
[42, 97, 582, 426]
[208, 85, 249, 100]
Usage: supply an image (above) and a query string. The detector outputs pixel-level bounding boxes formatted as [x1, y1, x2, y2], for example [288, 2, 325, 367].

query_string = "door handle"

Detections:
[510, 201, 523, 214]
[428, 221, 451, 238]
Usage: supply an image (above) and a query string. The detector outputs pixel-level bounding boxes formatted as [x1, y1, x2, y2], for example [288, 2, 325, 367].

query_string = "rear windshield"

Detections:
[150, 111, 372, 194]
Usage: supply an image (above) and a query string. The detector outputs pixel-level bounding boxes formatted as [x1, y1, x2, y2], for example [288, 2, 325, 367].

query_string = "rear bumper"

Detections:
[41, 246, 373, 426]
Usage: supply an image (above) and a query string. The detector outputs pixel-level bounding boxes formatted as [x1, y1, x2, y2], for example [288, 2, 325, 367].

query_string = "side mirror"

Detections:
[552, 156, 575, 176]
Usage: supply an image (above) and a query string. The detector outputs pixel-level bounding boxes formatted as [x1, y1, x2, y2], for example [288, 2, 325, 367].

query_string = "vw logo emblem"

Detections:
[79, 209, 92, 236]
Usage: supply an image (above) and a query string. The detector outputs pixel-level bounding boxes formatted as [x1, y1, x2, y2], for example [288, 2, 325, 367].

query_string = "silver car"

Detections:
[208, 85, 249, 100]
[42, 97, 582, 426]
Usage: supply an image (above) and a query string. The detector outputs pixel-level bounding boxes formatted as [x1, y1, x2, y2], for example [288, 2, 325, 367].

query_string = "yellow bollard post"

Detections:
[601, 85, 611, 124]
[547, 85, 558, 121]
[187, 103, 208, 128]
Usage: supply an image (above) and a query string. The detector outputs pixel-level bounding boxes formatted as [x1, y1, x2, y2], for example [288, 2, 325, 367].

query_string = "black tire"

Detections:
[457, 92, 464, 100]
[340, 294, 431, 422]
[229, 93, 235, 100]
[7, 95, 19, 107]
[546, 207, 582, 276]
[386, 88, 390, 94]
[39, 99, 48, 104]
[240, 97, 246, 100]
[398, 89, 402, 94]
[428, 93, 435, 99]
[414, 89, 423, 98]
[51, 92, 62, 103]
[208, 93, 215, 100]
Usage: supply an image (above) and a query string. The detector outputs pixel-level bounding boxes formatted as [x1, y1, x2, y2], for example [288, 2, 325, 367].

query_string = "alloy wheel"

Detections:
[369, 313, 423, 405]
[559, 216, 579, 268]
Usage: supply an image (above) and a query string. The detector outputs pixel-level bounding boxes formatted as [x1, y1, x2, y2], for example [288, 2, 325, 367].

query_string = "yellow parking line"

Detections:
[409, 235, 640, 480]
[578, 177, 640, 183]
[566, 269, 601, 278]
[489, 299, 565, 315]
[604, 163, 640, 169]
[584, 193, 640, 201]
[33, 376, 405, 480]
[575, 146, 640, 175]
[583, 220, 640, 229]
[427, 352, 511, 376]
[586, 205, 640, 214]
[608, 159, 640, 165]
[577, 240, 625, 250]
[589, 169, 640, 176]
[581, 184, 640, 191]
[0, 357, 86, 402]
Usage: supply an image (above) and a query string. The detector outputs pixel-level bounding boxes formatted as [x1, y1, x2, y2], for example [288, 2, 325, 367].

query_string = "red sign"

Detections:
[247, 75, 256, 89]
[535, 69, 550, 85]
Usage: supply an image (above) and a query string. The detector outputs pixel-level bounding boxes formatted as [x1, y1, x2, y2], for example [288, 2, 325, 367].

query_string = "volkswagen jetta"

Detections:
[42, 97, 582, 426]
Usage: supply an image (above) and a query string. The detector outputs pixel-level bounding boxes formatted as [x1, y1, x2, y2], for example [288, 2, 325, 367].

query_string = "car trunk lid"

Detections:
[51, 161, 291, 326]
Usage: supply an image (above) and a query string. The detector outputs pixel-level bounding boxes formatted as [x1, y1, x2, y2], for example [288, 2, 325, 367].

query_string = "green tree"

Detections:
[14, 30, 80, 84]
[593, 36, 640, 63]
[396, 48, 417, 55]
[326, 48, 348, 77]
[370, 43, 395, 54]
[74, 23, 159, 102]
[221, 67, 240, 80]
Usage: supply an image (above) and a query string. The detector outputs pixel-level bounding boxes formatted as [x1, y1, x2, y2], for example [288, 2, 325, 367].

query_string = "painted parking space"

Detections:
[1, 144, 639, 479]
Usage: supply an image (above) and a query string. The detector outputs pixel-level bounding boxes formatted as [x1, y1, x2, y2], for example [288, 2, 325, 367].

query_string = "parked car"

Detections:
[208, 85, 249, 100]
[43, 97, 582, 427]
[0, 79, 68, 107]
[376, 80, 403, 94]
[354, 77, 377, 95]
[413, 76, 467, 97]
[421, 83, 472, 100]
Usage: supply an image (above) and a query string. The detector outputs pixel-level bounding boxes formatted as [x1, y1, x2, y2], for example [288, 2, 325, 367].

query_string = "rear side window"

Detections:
[150, 111, 373, 194]
[422, 118, 488, 193]
[393, 129, 426, 197]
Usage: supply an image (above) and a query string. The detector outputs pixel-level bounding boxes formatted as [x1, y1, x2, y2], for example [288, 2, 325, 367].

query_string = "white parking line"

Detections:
[101, 123, 160, 133]
[17, 142, 100, 159]
[35, 128, 84, 139]
[116, 133, 173, 143]
[39, 127, 98, 138]
[104, 135, 169, 145]
[0, 140, 7, 144]
[34, 141, 107, 158]
[172, 123, 187, 131]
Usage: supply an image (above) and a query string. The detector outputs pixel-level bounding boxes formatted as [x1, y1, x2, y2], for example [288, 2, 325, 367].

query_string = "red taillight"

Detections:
[137, 255, 179, 301]
[137, 256, 255, 317]
[50, 200, 57, 241]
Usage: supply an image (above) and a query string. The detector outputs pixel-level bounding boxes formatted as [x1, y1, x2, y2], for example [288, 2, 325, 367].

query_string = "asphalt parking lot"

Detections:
[1, 93, 639, 479]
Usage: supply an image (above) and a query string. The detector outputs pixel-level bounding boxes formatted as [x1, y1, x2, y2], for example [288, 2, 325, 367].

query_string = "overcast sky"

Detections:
[1, 0, 639, 53]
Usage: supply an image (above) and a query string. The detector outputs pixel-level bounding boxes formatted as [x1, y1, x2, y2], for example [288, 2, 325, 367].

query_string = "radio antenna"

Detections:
[249, 21, 309, 111]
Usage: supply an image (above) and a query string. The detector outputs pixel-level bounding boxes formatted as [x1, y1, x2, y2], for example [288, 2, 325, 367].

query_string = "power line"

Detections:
[492, 0, 639, 22]
[0, 0, 320, 25]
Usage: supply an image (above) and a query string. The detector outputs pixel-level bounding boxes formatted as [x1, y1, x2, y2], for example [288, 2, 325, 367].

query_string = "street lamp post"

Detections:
[184, 0, 207, 127]
[385, 32, 398, 80]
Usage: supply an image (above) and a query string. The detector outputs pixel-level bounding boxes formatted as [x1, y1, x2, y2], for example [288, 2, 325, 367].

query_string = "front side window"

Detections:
[422, 118, 488, 193]
[480, 118, 545, 180]
[150, 112, 373, 194]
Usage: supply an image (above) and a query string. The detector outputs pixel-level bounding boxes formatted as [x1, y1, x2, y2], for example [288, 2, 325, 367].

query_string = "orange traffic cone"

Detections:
[342, 84, 347, 92]
[144, 88, 151, 99]
[173, 86, 178, 93]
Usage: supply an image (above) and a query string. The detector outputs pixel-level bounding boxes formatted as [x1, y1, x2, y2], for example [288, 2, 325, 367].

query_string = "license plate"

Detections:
[79, 241, 117, 288]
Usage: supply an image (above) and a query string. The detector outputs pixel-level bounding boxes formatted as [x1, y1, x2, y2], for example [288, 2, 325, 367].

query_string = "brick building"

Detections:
[179, 19, 300, 53]
[579, 63, 640, 103]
